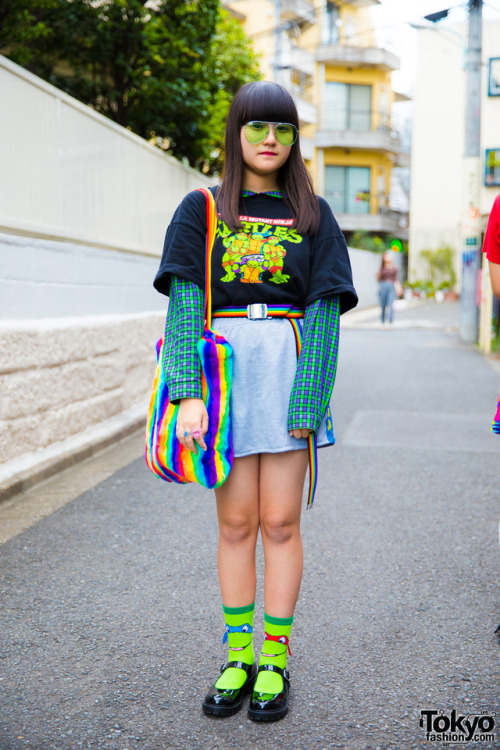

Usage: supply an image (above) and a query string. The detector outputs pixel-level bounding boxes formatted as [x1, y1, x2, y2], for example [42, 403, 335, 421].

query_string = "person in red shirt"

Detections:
[483, 194, 500, 297]
[483, 194, 500, 434]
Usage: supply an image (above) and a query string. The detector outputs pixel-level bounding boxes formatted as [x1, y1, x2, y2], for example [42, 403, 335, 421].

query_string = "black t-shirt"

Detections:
[154, 187, 358, 314]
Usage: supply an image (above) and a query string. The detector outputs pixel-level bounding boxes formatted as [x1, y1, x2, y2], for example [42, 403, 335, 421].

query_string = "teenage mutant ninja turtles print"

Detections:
[217, 215, 303, 286]
[154, 188, 358, 314]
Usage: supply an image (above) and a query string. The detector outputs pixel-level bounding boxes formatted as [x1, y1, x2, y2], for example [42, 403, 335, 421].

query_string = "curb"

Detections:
[0, 404, 146, 503]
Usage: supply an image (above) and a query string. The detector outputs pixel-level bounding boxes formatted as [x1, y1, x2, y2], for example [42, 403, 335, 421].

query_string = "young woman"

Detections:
[376, 250, 401, 328]
[153, 81, 357, 722]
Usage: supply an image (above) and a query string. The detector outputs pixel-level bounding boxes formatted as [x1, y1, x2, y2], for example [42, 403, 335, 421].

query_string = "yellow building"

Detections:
[225, 0, 409, 240]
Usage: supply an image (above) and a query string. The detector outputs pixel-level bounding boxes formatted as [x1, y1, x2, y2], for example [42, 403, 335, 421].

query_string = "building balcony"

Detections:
[316, 126, 404, 156]
[316, 44, 400, 72]
[315, 109, 408, 160]
[341, 0, 381, 8]
[333, 210, 408, 238]
[325, 191, 409, 238]
[280, 45, 315, 76]
[280, 75, 317, 126]
[292, 92, 317, 126]
[299, 136, 314, 161]
[280, 0, 316, 26]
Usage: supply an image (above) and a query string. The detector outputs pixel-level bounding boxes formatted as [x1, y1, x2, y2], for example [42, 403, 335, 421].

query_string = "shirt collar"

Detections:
[241, 189, 287, 199]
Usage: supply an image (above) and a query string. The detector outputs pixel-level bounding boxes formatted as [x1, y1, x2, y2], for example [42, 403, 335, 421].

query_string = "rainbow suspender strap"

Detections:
[201, 187, 217, 329]
[212, 306, 319, 509]
[288, 317, 318, 510]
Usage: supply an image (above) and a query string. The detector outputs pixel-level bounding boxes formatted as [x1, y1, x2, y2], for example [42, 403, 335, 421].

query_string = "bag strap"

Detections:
[196, 187, 218, 330]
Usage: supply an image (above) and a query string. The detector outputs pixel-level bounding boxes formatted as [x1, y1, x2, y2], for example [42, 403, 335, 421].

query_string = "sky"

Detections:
[369, 0, 500, 94]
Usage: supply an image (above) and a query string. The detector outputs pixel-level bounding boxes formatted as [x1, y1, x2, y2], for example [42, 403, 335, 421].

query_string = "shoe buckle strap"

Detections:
[257, 664, 290, 682]
[221, 660, 252, 673]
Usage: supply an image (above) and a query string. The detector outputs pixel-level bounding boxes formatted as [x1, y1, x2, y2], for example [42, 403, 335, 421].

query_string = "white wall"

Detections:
[0, 55, 213, 475]
[409, 21, 500, 283]
[0, 54, 212, 257]
[0, 232, 166, 319]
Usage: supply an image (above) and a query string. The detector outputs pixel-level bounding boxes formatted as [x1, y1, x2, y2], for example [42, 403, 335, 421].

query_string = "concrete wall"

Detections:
[0, 312, 164, 465]
[0, 54, 213, 478]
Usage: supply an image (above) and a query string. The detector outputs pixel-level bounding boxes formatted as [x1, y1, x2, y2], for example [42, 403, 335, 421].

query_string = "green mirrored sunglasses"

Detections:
[244, 121, 298, 147]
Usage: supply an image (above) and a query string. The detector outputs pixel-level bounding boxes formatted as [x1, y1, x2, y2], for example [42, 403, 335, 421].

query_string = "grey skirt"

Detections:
[212, 317, 335, 457]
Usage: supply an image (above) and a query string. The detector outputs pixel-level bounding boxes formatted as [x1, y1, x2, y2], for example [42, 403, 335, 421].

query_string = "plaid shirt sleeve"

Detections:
[162, 275, 204, 402]
[287, 295, 340, 432]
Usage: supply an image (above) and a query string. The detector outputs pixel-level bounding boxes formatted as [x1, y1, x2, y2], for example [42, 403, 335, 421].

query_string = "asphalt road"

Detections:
[1, 302, 499, 750]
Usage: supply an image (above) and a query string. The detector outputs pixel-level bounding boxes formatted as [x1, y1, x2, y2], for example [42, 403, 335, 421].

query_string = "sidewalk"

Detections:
[342, 298, 459, 330]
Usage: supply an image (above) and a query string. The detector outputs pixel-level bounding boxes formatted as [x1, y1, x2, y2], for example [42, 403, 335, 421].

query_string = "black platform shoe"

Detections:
[202, 660, 256, 717]
[247, 664, 290, 722]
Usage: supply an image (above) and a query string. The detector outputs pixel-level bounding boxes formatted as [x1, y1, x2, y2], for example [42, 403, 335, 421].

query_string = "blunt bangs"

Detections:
[234, 82, 299, 127]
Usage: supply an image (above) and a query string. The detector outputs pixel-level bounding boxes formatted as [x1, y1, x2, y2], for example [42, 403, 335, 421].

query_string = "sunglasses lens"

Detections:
[275, 124, 297, 146]
[245, 121, 269, 143]
[244, 122, 298, 146]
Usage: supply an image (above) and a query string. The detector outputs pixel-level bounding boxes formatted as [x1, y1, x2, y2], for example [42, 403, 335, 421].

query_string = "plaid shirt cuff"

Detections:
[162, 275, 204, 401]
[287, 295, 340, 432]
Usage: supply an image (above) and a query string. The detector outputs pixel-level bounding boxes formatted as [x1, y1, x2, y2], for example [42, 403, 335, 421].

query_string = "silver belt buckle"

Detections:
[247, 303, 268, 320]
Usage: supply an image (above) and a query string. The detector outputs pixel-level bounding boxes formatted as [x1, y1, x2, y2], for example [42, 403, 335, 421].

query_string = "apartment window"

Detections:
[324, 82, 372, 130]
[325, 166, 371, 215]
[324, 2, 340, 44]
[291, 69, 312, 100]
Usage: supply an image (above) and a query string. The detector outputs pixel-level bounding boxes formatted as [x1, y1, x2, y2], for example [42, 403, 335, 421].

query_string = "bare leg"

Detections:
[215, 454, 260, 607]
[259, 449, 309, 617]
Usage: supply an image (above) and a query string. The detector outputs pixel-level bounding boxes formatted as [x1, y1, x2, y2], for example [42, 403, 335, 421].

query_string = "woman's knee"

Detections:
[219, 513, 259, 545]
[261, 513, 300, 545]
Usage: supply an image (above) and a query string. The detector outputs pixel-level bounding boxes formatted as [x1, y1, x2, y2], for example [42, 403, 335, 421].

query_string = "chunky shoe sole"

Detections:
[247, 703, 288, 722]
[247, 664, 290, 723]
[202, 679, 253, 717]
[202, 661, 256, 718]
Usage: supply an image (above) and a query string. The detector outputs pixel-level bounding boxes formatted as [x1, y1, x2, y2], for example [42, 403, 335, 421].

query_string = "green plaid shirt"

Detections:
[163, 276, 340, 432]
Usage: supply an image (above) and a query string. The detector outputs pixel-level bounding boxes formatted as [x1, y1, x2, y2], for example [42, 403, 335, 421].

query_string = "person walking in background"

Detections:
[483, 193, 500, 299]
[376, 250, 401, 329]
[153, 81, 357, 723]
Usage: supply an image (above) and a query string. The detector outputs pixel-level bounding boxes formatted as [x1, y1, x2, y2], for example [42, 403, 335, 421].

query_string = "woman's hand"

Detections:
[177, 398, 208, 453]
[289, 428, 313, 439]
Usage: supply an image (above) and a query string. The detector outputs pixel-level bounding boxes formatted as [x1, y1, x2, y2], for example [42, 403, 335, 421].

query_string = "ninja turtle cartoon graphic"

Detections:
[221, 232, 248, 282]
[261, 235, 290, 284]
[218, 220, 300, 284]
[239, 232, 269, 283]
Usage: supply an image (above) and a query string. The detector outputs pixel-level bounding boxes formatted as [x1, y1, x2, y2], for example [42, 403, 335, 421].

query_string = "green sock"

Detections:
[253, 613, 293, 697]
[214, 603, 255, 691]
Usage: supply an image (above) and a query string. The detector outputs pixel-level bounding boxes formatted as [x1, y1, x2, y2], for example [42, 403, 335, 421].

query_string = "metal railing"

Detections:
[320, 107, 400, 135]
[324, 189, 409, 218]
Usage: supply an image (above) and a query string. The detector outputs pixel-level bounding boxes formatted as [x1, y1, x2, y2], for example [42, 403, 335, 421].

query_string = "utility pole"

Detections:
[273, 0, 282, 83]
[459, 0, 483, 342]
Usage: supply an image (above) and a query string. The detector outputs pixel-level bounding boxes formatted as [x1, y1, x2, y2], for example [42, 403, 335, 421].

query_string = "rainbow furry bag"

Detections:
[145, 188, 233, 488]
[492, 392, 500, 435]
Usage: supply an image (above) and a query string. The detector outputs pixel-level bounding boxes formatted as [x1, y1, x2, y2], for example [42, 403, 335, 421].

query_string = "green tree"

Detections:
[0, 0, 261, 172]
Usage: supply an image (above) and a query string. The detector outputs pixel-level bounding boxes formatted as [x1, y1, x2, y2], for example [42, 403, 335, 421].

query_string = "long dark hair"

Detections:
[216, 81, 320, 235]
[379, 251, 393, 271]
